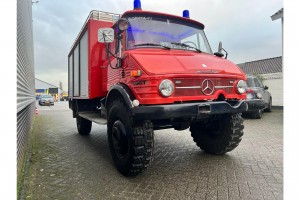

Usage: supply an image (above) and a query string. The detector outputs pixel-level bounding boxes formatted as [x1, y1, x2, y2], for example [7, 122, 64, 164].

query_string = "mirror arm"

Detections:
[222, 48, 228, 59]
[116, 33, 123, 68]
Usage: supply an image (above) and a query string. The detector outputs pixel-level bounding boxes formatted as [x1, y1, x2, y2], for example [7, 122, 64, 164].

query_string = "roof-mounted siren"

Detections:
[183, 10, 190, 18]
[134, 0, 142, 10]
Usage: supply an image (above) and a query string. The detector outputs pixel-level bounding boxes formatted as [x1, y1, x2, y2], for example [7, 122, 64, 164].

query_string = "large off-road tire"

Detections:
[107, 99, 154, 176]
[76, 116, 92, 135]
[265, 97, 272, 112]
[190, 113, 244, 155]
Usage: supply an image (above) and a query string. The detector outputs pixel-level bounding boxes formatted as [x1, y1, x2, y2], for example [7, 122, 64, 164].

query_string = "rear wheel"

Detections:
[76, 116, 92, 135]
[190, 113, 244, 155]
[107, 99, 154, 176]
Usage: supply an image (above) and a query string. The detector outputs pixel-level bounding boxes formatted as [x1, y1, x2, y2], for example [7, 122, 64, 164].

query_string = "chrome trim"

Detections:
[175, 86, 201, 89]
[175, 85, 233, 89]
[215, 86, 234, 88]
[201, 79, 214, 95]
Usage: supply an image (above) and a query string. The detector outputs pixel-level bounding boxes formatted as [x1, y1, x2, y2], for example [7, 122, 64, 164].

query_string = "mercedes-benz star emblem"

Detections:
[201, 79, 214, 95]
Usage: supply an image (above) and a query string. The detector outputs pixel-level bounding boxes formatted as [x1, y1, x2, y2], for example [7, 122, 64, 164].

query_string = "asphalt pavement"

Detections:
[20, 101, 283, 200]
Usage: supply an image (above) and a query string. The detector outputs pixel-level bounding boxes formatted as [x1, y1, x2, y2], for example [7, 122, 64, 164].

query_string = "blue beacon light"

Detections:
[134, 0, 142, 10]
[183, 10, 190, 18]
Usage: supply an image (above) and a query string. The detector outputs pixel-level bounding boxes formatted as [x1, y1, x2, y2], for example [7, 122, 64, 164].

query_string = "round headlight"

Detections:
[159, 79, 174, 97]
[237, 80, 246, 94]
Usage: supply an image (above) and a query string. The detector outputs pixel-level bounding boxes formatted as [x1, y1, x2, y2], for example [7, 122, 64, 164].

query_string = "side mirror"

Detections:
[98, 28, 114, 43]
[214, 41, 224, 58]
[214, 41, 228, 59]
[218, 41, 223, 52]
[264, 85, 269, 90]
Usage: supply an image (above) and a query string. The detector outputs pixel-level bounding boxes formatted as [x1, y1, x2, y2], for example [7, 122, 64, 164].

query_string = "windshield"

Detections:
[124, 14, 212, 54]
[41, 95, 53, 99]
[246, 78, 255, 87]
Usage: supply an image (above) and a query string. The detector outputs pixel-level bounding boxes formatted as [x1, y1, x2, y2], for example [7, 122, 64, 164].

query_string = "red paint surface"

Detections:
[72, 11, 246, 105]
[88, 19, 112, 99]
[129, 49, 244, 76]
[115, 48, 246, 104]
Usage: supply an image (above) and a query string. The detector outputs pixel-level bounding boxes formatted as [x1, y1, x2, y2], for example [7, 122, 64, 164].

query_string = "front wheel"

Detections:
[190, 113, 244, 155]
[107, 99, 154, 176]
[251, 109, 263, 119]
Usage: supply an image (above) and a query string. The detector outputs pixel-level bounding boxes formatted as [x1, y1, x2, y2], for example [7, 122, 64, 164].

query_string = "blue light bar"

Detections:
[183, 10, 190, 18]
[134, 0, 142, 10]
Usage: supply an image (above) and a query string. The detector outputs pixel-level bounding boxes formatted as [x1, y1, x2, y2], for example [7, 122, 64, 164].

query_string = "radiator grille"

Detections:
[174, 78, 234, 96]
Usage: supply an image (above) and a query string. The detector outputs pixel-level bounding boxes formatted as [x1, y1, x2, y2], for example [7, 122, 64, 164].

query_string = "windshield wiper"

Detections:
[171, 42, 202, 53]
[134, 43, 171, 50]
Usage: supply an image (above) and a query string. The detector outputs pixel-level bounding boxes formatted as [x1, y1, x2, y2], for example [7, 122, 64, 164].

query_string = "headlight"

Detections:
[159, 79, 174, 97]
[237, 80, 246, 94]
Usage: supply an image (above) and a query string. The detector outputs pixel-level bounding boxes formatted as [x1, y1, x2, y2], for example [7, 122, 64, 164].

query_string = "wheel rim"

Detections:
[112, 120, 128, 159]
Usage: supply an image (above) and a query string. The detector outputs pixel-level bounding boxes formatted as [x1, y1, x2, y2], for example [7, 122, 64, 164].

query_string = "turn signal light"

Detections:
[131, 70, 142, 77]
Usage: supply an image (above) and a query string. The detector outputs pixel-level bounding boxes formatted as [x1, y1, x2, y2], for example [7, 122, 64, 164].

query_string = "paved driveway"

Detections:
[20, 102, 283, 200]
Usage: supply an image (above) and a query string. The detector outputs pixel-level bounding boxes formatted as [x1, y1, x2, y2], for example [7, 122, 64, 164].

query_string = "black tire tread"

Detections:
[129, 120, 154, 175]
[77, 116, 92, 135]
[107, 99, 154, 176]
[190, 113, 244, 155]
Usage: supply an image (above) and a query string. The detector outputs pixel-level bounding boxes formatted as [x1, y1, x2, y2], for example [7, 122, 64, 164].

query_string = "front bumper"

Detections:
[131, 99, 264, 120]
[39, 101, 54, 106]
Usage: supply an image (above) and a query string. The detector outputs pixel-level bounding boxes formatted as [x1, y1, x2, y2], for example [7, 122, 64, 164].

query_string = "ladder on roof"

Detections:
[89, 10, 120, 22]
[70, 10, 120, 51]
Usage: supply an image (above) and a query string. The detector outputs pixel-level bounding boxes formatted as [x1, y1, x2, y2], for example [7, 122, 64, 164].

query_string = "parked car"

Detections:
[39, 94, 54, 106]
[243, 75, 272, 119]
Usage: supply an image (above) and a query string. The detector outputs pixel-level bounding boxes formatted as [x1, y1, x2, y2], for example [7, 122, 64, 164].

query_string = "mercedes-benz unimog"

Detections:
[68, 0, 264, 176]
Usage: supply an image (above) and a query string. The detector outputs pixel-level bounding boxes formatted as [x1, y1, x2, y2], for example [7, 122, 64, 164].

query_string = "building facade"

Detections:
[17, 0, 35, 174]
[35, 78, 63, 100]
[238, 56, 283, 107]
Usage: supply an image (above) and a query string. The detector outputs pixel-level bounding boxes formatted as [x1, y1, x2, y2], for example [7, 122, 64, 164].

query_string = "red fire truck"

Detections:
[68, 0, 264, 176]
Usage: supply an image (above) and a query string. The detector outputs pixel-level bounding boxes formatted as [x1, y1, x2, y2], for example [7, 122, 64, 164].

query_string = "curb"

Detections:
[272, 106, 283, 110]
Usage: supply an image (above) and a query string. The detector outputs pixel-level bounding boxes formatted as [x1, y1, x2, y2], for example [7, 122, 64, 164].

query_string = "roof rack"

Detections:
[70, 10, 120, 51]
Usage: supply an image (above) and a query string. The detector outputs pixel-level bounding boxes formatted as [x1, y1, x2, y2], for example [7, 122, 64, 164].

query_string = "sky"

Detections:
[32, 0, 283, 91]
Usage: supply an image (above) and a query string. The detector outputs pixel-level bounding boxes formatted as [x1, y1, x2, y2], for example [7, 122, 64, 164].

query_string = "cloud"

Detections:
[32, 0, 283, 90]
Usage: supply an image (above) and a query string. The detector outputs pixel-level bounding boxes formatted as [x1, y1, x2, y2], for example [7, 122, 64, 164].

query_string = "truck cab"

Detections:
[68, 0, 264, 176]
[107, 10, 247, 105]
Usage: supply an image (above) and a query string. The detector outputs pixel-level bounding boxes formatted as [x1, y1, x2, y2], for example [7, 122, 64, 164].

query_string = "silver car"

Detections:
[38, 94, 54, 106]
[243, 75, 272, 119]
